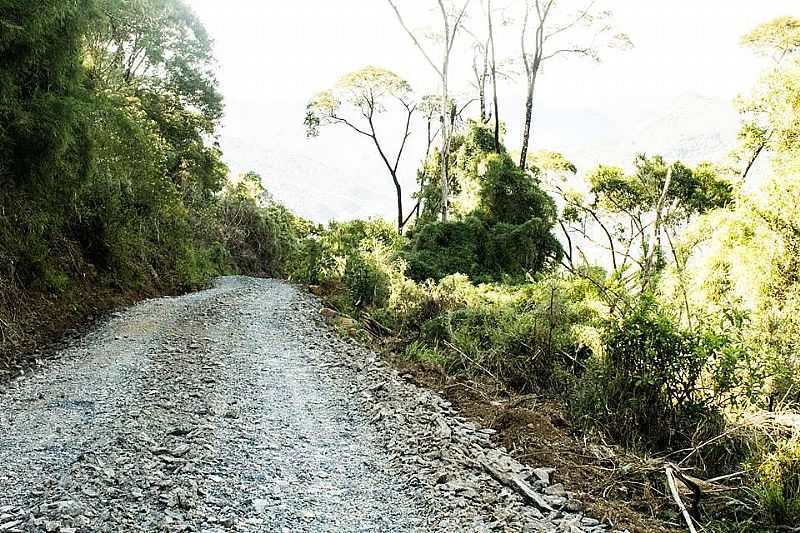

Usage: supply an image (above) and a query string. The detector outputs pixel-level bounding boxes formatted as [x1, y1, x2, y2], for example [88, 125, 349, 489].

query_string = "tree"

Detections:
[736, 17, 800, 180]
[518, 0, 630, 168]
[486, 0, 501, 152]
[305, 67, 416, 232]
[386, 0, 473, 222]
[84, 0, 226, 193]
[740, 16, 800, 64]
[557, 156, 732, 313]
[86, 0, 222, 120]
[0, 0, 95, 193]
[470, 33, 491, 124]
[410, 94, 449, 223]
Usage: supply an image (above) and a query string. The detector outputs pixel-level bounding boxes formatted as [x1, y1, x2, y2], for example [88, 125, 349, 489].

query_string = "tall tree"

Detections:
[386, 0, 472, 223]
[486, 0, 501, 152]
[518, 0, 630, 169]
[305, 67, 417, 232]
[736, 16, 800, 181]
[84, 0, 226, 192]
[470, 35, 491, 124]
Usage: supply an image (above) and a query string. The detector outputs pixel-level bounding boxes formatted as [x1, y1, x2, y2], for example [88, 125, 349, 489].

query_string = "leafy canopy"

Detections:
[305, 66, 413, 137]
[741, 16, 800, 62]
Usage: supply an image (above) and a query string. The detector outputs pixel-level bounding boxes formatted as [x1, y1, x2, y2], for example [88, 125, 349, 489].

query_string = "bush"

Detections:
[406, 215, 562, 283]
[756, 439, 800, 526]
[573, 296, 726, 449]
[344, 251, 390, 310]
[216, 192, 304, 278]
[406, 122, 562, 283]
[293, 218, 403, 313]
[477, 152, 557, 226]
[405, 216, 487, 281]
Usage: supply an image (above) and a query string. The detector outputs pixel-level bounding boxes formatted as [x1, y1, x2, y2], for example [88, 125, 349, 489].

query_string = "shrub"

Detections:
[756, 438, 800, 526]
[405, 214, 562, 283]
[573, 296, 726, 448]
[344, 251, 390, 310]
[406, 122, 562, 283]
[405, 216, 487, 281]
[477, 152, 557, 226]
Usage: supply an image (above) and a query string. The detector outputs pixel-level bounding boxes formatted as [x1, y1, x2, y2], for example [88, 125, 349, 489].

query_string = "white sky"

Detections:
[188, 0, 798, 222]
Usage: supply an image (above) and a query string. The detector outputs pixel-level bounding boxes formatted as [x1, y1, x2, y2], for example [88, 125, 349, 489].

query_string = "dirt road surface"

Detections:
[0, 277, 621, 532]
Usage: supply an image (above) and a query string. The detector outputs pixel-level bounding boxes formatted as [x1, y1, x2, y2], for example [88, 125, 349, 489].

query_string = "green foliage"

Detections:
[0, 0, 304, 308]
[431, 276, 603, 393]
[305, 66, 412, 136]
[589, 155, 733, 222]
[0, 0, 94, 193]
[478, 152, 558, 226]
[755, 438, 800, 526]
[407, 122, 562, 282]
[574, 296, 730, 448]
[293, 219, 402, 312]
[216, 185, 305, 278]
[740, 16, 800, 61]
[344, 252, 390, 310]
[405, 217, 486, 281]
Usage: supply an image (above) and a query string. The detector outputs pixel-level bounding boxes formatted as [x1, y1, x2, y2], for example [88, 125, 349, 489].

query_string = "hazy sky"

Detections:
[187, 0, 797, 222]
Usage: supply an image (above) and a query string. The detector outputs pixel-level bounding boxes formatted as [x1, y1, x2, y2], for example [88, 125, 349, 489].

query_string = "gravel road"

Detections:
[0, 277, 623, 532]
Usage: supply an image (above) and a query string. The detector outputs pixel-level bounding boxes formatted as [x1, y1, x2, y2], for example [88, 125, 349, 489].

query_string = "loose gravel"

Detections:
[0, 277, 627, 532]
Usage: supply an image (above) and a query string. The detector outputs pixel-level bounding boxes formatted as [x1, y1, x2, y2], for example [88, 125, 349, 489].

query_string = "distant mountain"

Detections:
[216, 94, 744, 224]
[570, 93, 741, 172]
[220, 132, 402, 224]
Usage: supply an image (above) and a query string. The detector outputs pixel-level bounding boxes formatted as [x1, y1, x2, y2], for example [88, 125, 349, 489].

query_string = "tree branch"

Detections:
[542, 47, 593, 61]
[393, 102, 416, 173]
[329, 114, 374, 138]
[386, 0, 443, 78]
[544, 0, 597, 41]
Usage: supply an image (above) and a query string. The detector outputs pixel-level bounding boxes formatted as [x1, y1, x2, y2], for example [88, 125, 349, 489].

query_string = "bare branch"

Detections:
[329, 114, 374, 138]
[542, 47, 593, 61]
[544, 0, 597, 41]
[386, 0, 443, 77]
[393, 103, 417, 173]
[448, 0, 474, 56]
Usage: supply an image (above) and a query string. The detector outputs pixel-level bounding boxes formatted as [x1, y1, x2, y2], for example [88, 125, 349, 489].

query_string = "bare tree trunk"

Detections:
[642, 166, 673, 291]
[472, 41, 489, 123]
[519, 73, 536, 167]
[440, 55, 450, 222]
[386, 0, 472, 223]
[487, 0, 500, 151]
[393, 176, 404, 232]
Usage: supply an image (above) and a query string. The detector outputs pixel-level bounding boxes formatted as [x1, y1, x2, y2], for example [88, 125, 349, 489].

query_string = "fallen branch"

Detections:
[361, 313, 393, 338]
[665, 462, 698, 533]
[481, 459, 553, 512]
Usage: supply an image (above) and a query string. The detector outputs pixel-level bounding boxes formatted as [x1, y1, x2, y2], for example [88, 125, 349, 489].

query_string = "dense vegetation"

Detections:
[0, 0, 305, 364]
[298, 7, 800, 531]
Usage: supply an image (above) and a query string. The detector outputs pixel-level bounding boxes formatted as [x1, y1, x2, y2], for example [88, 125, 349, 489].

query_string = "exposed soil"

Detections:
[383, 357, 683, 533]
[0, 279, 163, 380]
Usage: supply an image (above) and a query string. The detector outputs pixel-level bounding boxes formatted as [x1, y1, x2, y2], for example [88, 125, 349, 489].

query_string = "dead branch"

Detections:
[481, 459, 554, 511]
[665, 462, 698, 533]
